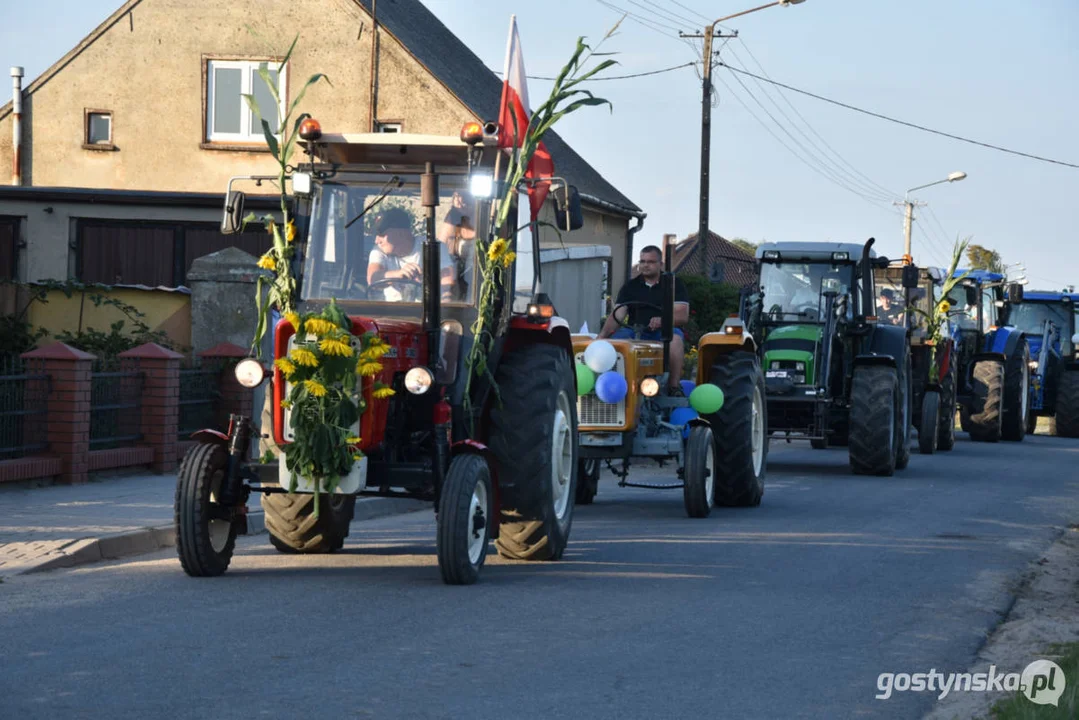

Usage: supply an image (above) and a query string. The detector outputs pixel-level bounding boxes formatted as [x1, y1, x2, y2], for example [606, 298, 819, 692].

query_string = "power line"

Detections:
[493, 61, 697, 82]
[669, 0, 711, 23]
[718, 63, 1079, 170]
[593, 0, 701, 56]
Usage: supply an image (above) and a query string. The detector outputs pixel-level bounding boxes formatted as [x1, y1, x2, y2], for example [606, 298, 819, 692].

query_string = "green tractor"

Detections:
[745, 238, 914, 476]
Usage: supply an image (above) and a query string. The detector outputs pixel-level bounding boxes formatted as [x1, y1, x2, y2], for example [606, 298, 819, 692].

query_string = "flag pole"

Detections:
[488, 15, 515, 242]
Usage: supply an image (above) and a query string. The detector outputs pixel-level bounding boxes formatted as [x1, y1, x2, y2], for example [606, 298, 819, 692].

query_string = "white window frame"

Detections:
[206, 59, 288, 144]
[86, 112, 112, 145]
[376, 122, 403, 133]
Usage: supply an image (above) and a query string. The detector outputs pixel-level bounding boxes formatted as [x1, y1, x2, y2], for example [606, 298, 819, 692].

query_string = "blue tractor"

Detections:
[1001, 290, 1079, 437]
[944, 270, 1032, 442]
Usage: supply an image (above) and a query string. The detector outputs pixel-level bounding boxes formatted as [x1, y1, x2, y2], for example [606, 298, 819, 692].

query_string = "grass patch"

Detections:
[986, 642, 1079, 719]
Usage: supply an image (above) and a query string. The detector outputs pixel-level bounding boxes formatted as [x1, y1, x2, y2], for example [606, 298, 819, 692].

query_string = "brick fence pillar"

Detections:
[199, 342, 254, 430]
[119, 342, 184, 474]
[21, 342, 96, 484]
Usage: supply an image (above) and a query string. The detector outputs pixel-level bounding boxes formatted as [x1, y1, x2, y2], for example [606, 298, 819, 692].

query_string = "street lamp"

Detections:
[901, 170, 967, 260]
[694, 0, 806, 271]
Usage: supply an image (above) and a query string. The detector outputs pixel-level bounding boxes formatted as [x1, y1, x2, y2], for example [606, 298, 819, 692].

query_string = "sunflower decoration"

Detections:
[276, 298, 394, 511]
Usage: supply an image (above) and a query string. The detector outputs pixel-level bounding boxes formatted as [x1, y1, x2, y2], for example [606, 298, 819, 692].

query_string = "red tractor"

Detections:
[175, 121, 582, 584]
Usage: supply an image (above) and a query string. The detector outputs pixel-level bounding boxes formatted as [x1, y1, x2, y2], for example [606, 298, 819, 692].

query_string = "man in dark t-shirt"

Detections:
[597, 245, 691, 395]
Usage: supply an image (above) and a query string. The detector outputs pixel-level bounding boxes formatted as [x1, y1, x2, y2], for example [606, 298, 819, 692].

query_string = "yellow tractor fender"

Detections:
[695, 317, 758, 385]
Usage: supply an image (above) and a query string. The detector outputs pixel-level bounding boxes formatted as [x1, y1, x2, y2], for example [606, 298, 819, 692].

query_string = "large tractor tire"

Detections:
[967, 359, 1004, 443]
[919, 390, 940, 454]
[683, 425, 716, 518]
[576, 459, 600, 505]
[848, 364, 898, 476]
[490, 344, 577, 561]
[1054, 370, 1079, 438]
[437, 453, 493, 585]
[937, 360, 957, 451]
[895, 343, 913, 470]
[1001, 338, 1031, 442]
[706, 352, 767, 507]
[262, 490, 356, 553]
[175, 443, 238, 577]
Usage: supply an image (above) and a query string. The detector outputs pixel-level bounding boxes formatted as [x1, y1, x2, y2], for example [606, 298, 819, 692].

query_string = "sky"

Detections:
[2, 0, 1077, 291]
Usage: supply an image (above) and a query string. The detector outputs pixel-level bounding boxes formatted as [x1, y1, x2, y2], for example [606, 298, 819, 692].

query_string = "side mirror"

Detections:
[554, 185, 584, 231]
[965, 286, 979, 306]
[221, 190, 246, 235]
[1007, 283, 1024, 303]
[902, 265, 920, 289]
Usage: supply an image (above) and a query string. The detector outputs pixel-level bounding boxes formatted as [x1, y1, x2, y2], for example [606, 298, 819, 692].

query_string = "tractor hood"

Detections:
[762, 324, 820, 389]
[763, 324, 822, 354]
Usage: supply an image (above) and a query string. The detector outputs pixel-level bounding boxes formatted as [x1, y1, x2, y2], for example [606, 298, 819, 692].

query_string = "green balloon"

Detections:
[576, 362, 595, 395]
[689, 383, 725, 414]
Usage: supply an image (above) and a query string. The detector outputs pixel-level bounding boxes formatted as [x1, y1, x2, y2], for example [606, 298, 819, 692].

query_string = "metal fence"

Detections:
[89, 358, 144, 450]
[178, 358, 221, 438]
[0, 355, 49, 460]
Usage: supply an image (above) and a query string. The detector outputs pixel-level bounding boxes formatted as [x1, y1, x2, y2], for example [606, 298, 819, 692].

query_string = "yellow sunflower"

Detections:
[305, 318, 337, 336]
[286, 219, 297, 243]
[487, 238, 508, 262]
[303, 379, 327, 397]
[274, 358, 296, 378]
[357, 360, 383, 377]
[346, 436, 362, 445]
[320, 337, 354, 357]
[501, 250, 516, 268]
[939, 300, 951, 314]
[373, 386, 396, 400]
[257, 254, 276, 271]
[290, 347, 319, 367]
[284, 311, 301, 332]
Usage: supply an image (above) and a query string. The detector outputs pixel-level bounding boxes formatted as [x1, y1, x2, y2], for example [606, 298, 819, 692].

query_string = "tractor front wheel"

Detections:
[437, 454, 493, 585]
[1001, 338, 1031, 441]
[707, 352, 767, 507]
[683, 425, 716, 518]
[1055, 370, 1079, 438]
[937, 361, 957, 451]
[490, 344, 577, 562]
[968, 359, 1004, 443]
[848, 365, 898, 476]
[576, 459, 600, 505]
[175, 443, 238, 577]
[919, 390, 940, 454]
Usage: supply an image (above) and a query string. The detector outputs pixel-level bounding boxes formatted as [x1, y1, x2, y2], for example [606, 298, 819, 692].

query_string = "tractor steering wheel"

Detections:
[611, 301, 665, 337]
[365, 278, 425, 302]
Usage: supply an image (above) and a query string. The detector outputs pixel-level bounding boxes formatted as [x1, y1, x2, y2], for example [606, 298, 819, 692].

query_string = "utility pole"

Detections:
[897, 197, 925, 263]
[681, 27, 737, 270]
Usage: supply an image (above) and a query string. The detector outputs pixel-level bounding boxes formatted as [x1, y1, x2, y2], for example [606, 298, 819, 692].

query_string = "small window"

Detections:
[376, 122, 403, 133]
[205, 59, 287, 144]
[83, 109, 114, 149]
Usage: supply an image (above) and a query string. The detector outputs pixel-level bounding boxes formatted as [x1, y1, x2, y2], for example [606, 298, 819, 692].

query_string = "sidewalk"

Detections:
[0, 469, 427, 577]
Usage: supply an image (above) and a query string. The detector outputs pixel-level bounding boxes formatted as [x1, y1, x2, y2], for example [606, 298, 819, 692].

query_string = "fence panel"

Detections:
[0, 355, 49, 459]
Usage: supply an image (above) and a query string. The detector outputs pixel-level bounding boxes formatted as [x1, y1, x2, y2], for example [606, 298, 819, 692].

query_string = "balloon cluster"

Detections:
[576, 340, 627, 404]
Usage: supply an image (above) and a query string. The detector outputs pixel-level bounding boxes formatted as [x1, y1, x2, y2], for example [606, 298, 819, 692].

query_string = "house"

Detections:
[668, 230, 758, 289]
[0, 0, 643, 345]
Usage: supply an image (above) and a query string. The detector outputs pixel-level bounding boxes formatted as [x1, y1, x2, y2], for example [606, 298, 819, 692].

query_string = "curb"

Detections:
[16, 496, 429, 577]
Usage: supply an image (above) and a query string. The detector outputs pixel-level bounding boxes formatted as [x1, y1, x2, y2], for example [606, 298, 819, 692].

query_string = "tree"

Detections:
[966, 244, 1004, 273]
[680, 274, 741, 346]
[730, 238, 758, 256]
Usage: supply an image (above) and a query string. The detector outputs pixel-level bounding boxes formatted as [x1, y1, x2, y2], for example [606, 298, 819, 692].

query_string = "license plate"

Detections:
[581, 433, 622, 447]
[766, 370, 791, 379]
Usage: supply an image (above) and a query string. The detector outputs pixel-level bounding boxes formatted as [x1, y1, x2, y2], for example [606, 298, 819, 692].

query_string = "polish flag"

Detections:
[497, 15, 554, 223]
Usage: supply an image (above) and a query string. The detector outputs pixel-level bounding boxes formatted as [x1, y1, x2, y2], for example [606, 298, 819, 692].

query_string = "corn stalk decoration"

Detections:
[462, 25, 621, 432]
[910, 238, 971, 384]
[244, 33, 393, 512]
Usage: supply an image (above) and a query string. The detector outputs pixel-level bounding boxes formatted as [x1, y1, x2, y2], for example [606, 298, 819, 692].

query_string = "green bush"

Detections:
[680, 274, 741, 346]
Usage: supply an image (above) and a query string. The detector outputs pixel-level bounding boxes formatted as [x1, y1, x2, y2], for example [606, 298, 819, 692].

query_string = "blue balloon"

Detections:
[680, 380, 696, 397]
[670, 406, 699, 438]
[595, 371, 628, 404]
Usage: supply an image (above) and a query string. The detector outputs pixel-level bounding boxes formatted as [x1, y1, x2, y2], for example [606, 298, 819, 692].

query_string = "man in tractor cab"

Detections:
[366, 207, 456, 302]
[597, 245, 690, 396]
[878, 288, 904, 325]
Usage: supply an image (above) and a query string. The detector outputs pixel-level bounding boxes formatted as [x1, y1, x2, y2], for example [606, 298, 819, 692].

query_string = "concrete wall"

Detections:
[187, 246, 264, 355]
[0, 0, 475, 192]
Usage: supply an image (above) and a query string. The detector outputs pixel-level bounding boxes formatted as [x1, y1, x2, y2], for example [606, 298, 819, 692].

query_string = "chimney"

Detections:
[11, 66, 23, 186]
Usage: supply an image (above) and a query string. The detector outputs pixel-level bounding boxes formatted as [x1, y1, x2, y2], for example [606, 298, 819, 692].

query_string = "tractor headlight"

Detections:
[1029, 361, 1039, 371]
[640, 377, 659, 397]
[234, 358, 268, 388]
[404, 367, 434, 395]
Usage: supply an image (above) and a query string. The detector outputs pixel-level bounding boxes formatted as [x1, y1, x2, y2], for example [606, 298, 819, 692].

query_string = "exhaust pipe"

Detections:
[10, 66, 23, 186]
[861, 237, 876, 319]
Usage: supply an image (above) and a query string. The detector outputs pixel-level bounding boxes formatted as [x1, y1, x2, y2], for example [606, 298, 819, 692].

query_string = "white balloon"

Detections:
[584, 339, 617, 373]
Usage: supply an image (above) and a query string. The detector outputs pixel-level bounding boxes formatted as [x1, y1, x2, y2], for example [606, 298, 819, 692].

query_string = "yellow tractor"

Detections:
[571, 253, 767, 517]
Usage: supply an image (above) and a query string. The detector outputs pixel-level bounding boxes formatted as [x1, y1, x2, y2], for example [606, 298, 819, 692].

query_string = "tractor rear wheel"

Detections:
[490, 344, 577, 561]
[262, 489, 356, 553]
[707, 352, 767, 507]
[1001, 338, 1031, 441]
[919, 390, 940, 454]
[1054, 370, 1079, 438]
[848, 365, 898, 476]
[937, 360, 957, 451]
[576, 459, 599, 505]
[968, 359, 1004, 443]
[175, 443, 238, 577]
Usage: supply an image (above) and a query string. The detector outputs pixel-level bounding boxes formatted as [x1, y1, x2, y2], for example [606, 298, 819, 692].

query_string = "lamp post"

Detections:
[901, 171, 967, 261]
[693, 0, 806, 270]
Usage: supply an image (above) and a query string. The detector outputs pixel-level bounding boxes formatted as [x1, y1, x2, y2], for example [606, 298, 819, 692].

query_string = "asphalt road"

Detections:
[3, 432, 1079, 720]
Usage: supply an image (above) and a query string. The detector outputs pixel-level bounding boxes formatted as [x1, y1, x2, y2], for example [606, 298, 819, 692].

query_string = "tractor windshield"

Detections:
[300, 175, 488, 307]
[1009, 301, 1072, 338]
[873, 271, 933, 330]
[759, 261, 855, 322]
